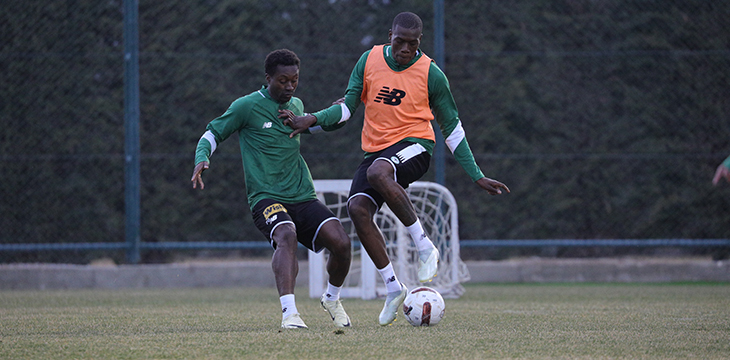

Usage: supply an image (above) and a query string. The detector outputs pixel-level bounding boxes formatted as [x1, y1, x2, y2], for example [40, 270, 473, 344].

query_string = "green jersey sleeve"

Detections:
[428, 63, 485, 182]
[306, 121, 348, 134]
[194, 97, 250, 165]
[307, 47, 486, 182]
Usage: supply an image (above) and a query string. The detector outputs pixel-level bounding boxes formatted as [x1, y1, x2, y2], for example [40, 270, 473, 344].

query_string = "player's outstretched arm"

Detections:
[278, 110, 318, 138]
[191, 161, 209, 189]
[476, 177, 510, 195]
[712, 163, 730, 186]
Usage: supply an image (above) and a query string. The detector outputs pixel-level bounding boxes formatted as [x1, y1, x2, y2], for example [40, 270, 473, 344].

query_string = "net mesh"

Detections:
[314, 180, 470, 298]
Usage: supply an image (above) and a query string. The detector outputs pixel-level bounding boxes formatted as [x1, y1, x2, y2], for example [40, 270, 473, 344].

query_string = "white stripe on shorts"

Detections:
[373, 157, 399, 183]
[347, 192, 380, 212]
[396, 143, 427, 163]
[312, 217, 340, 253]
[269, 220, 295, 245]
[373, 143, 427, 185]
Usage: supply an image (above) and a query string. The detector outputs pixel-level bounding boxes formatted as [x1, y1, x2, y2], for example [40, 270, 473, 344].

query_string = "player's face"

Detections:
[389, 25, 422, 66]
[266, 64, 299, 104]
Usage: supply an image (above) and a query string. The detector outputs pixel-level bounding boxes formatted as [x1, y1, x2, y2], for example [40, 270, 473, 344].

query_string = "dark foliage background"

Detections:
[1, 0, 729, 263]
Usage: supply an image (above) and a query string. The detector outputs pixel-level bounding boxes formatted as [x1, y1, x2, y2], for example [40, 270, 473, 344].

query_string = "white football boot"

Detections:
[320, 294, 352, 327]
[281, 313, 308, 329]
[379, 282, 407, 326]
[417, 247, 439, 283]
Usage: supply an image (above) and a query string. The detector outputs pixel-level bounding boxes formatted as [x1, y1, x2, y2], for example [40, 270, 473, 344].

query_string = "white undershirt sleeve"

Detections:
[201, 130, 217, 154]
[338, 103, 351, 123]
[444, 121, 465, 153]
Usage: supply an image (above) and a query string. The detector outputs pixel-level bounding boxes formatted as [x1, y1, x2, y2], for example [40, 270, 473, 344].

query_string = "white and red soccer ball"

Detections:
[402, 286, 446, 326]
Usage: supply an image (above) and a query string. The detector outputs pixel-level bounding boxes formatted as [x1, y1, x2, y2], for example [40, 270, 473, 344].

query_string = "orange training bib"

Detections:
[360, 45, 435, 152]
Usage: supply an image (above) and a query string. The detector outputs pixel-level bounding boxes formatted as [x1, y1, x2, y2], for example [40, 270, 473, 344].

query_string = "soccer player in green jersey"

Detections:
[191, 49, 352, 329]
[283, 12, 510, 326]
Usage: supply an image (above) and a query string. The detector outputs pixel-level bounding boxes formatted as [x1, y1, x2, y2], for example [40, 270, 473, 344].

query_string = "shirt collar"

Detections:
[258, 85, 292, 106]
[384, 45, 422, 70]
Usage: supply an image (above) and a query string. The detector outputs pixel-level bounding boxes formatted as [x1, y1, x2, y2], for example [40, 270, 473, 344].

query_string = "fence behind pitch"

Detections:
[1, 0, 729, 264]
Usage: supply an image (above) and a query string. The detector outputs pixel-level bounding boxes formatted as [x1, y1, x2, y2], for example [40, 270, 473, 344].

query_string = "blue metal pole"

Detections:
[123, 0, 141, 264]
[433, 0, 445, 185]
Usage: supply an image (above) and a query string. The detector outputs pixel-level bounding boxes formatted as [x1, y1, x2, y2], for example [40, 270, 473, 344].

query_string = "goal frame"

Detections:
[309, 179, 470, 300]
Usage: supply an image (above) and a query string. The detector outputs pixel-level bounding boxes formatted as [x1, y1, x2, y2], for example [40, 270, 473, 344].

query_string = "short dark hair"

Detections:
[264, 49, 300, 76]
[392, 12, 423, 33]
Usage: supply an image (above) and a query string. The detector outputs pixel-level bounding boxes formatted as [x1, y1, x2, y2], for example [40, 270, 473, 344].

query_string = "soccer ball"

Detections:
[402, 286, 445, 326]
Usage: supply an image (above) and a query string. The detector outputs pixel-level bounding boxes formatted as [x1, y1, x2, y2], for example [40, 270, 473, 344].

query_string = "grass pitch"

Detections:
[1, 283, 729, 359]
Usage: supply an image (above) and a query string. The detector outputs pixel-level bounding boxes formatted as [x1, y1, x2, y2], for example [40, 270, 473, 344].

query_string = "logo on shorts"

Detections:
[390, 156, 401, 164]
[374, 86, 406, 106]
[263, 203, 287, 223]
[265, 214, 278, 225]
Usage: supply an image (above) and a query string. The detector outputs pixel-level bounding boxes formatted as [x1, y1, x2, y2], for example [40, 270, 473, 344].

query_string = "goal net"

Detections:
[309, 180, 470, 299]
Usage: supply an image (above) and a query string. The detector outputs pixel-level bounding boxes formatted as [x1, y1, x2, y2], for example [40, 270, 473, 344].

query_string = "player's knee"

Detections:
[347, 199, 370, 224]
[366, 162, 391, 188]
[319, 224, 351, 258]
[272, 225, 297, 250]
[329, 239, 351, 262]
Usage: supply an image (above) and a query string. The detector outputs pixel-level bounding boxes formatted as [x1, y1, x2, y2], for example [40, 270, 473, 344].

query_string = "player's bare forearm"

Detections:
[191, 161, 209, 189]
[476, 177, 510, 195]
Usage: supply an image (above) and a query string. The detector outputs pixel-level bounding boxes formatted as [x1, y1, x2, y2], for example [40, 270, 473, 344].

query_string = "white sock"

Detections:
[407, 219, 434, 252]
[377, 263, 402, 293]
[280, 294, 298, 320]
[324, 283, 342, 302]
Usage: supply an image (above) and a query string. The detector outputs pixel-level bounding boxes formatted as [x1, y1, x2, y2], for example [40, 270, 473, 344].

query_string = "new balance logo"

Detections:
[262, 122, 272, 128]
[374, 86, 406, 106]
[266, 214, 278, 225]
[385, 275, 396, 284]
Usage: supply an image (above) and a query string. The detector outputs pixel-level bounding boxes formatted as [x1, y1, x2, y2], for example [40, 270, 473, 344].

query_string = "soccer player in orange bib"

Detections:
[283, 12, 510, 326]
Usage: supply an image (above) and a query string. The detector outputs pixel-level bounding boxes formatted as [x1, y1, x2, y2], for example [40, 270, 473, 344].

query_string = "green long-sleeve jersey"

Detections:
[311, 45, 486, 182]
[194, 86, 317, 210]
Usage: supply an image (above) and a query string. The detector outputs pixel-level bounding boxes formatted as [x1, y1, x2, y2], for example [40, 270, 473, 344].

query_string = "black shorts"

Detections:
[251, 199, 340, 253]
[348, 141, 431, 209]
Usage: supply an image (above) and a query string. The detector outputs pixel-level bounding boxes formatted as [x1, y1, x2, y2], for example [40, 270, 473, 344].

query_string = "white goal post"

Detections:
[309, 180, 470, 299]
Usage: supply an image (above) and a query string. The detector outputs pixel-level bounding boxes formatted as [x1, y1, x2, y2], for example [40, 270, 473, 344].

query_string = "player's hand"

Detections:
[712, 164, 730, 186]
[476, 177, 510, 195]
[191, 161, 209, 189]
[279, 110, 318, 138]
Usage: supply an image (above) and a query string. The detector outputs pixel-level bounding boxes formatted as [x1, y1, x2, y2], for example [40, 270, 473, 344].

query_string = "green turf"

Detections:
[1, 283, 729, 359]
